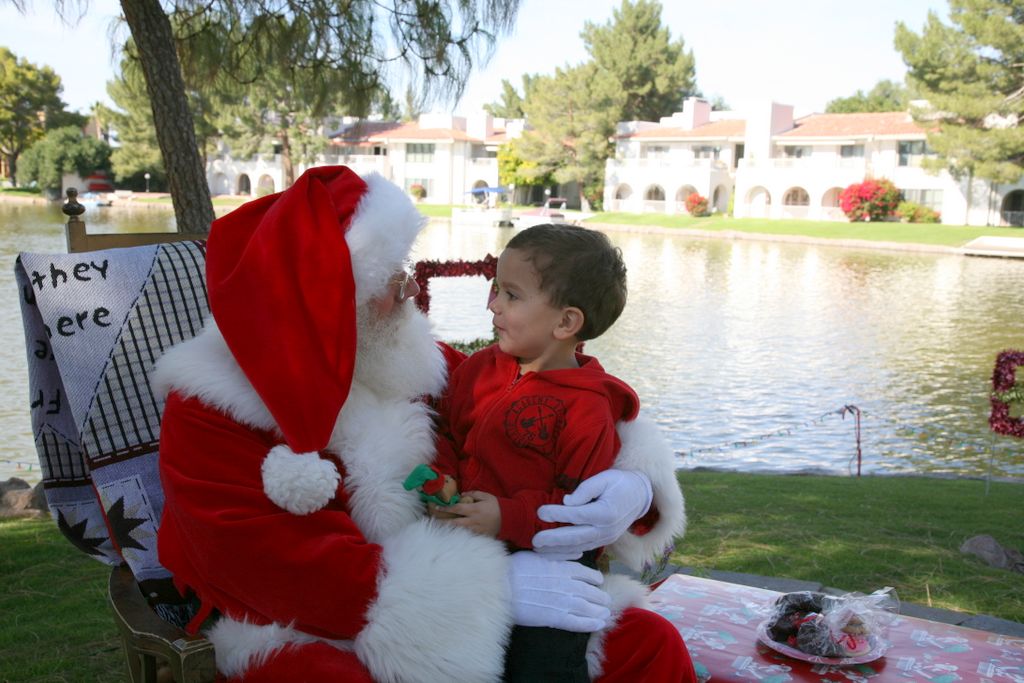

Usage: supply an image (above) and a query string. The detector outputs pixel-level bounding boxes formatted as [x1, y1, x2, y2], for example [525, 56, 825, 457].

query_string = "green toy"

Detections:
[403, 463, 461, 506]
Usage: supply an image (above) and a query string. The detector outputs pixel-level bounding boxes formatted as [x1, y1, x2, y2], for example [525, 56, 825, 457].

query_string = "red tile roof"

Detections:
[368, 121, 478, 142]
[779, 112, 928, 138]
[331, 120, 481, 143]
[619, 119, 746, 140]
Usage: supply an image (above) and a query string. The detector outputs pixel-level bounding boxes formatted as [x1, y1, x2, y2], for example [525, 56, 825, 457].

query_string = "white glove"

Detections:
[506, 551, 611, 632]
[532, 469, 653, 558]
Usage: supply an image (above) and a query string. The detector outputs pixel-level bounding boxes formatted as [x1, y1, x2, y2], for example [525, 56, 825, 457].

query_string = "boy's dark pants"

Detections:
[503, 550, 598, 683]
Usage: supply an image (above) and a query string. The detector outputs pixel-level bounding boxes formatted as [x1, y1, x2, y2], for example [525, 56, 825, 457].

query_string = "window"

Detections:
[643, 145, 670, 159]
[901, 189, 943, 211]
[693, 145, 720, 160]
[372, 145, 387, 156]
[840, 144, 864, 158]
[781, 146, 811, 159]
[898, 140, 931, 167]
[406, 143, 435, 163]
[471, 144, 497, 159]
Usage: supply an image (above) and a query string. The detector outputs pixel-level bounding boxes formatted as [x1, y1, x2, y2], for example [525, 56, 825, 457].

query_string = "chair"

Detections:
[16, 190, 215, 682]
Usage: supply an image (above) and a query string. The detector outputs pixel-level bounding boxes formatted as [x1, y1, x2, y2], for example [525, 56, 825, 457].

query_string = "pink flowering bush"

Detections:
[685, 192, 710, 217]
[839, 178, 900, 222]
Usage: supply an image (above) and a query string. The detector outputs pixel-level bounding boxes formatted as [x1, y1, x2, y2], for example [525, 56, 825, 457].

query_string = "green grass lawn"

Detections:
[416, 203, 457, 217]
[2, 472, 1020, 680]
[0, 517, 123, 682]
[585, 213, 1024, 247]
[677, 472, 1024, 622]
[0, 187, 43, 198]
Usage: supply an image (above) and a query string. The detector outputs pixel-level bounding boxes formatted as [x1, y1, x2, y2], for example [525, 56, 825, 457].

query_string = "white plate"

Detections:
[756, 620, 890, 666]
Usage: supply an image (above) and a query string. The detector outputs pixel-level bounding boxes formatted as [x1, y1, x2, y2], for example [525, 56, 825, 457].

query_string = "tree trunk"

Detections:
[120, 0, 215, 234]
[280, 129, 295, 188]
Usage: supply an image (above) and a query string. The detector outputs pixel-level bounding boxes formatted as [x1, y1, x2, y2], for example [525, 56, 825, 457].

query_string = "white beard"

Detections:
[353, 301, 448, 400]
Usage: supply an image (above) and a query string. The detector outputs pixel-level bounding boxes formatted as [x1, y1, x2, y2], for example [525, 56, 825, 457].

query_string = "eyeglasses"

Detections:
[389, 267, 417, 302]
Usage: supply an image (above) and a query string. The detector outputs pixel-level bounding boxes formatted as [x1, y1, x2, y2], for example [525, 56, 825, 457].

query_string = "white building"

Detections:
[206, 112, 521, 205]
[605, 98, 1024, 226]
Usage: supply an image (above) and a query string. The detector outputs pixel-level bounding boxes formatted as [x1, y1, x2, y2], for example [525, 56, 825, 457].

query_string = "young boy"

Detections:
[432, 223, 639, 682]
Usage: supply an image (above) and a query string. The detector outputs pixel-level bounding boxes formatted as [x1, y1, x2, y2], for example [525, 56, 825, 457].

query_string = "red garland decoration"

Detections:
[990, 349, 1024, 438]
[413, 255, 498, 315]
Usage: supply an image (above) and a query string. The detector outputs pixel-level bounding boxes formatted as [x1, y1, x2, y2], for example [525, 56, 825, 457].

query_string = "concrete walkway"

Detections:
[962, 235, 1024, 259]
[614, 560, 1024, 638]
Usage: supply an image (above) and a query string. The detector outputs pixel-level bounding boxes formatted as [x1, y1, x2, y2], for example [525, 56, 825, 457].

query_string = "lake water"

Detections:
[2, 200, 1023, 484]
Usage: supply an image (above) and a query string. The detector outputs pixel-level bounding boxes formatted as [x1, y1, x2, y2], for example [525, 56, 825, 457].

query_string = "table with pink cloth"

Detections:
[649, 573, 1024, 682]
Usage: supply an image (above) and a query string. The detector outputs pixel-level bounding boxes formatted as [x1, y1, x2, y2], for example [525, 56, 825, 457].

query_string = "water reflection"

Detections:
[2, 204, 1022, 483]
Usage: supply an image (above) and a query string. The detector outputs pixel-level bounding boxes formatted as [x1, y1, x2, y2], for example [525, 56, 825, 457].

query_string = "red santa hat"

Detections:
[206, 166, 426, 515]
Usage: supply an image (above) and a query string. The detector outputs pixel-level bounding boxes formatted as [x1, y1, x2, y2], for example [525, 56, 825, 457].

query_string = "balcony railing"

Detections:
[608, 158, 727, 170]
[739, 157, 867, 170]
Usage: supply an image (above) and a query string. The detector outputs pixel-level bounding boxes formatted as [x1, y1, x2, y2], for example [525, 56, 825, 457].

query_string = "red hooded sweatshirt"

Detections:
[437, 344, 639, 550]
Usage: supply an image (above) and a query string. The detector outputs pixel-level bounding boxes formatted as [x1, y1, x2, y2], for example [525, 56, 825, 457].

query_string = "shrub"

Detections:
[896, 201, 941, 223]
[409, 183, 426, 200]
[839, 178, 900, 222]
[685, 192, 710, 217]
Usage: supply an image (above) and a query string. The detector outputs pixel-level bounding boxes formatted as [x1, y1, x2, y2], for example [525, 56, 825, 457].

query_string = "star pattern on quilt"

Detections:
[56, 509, 106, 556]
[106, 496, 149, 552]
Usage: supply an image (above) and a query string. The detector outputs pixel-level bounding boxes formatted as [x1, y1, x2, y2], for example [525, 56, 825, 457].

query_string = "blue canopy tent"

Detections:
[466, 186, 510, 205]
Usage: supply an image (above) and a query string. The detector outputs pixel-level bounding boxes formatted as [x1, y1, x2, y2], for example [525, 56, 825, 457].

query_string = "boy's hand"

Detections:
[443, 491, 501, 537]
[426, 493, 476, 520]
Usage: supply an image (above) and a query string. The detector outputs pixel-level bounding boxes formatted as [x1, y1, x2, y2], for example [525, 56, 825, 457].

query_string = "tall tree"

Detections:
[895, 0, 1024, 184]
[580, 0, 696, 122]
[518, 63, 624, 209]
[826, 79, 910, 113]
[484, 74, 536, 119]
[515, 0, 694, 209]
[18, 125, 111, 191]
[17, 0, 521, 233]
[105, 38, 219, 192]
[0, 47, 82, 183]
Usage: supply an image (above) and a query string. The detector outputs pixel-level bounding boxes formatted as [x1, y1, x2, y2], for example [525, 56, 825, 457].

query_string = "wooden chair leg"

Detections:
[108, 566, 217, 683]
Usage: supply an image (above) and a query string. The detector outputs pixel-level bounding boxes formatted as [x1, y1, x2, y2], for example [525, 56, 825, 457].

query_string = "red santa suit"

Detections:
[438, 344, 640, 550]
[154, 166, 692, 682]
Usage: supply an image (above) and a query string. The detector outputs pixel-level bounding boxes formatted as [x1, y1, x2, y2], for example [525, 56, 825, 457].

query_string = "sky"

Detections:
[0, 0, 950, 120]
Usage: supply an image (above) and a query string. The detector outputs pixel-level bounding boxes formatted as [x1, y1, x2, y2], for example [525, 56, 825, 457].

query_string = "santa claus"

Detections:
[154, 166, 694, 682]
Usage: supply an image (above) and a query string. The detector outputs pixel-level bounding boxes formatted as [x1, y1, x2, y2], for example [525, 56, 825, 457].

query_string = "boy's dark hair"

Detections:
[505, 224, 627, 341]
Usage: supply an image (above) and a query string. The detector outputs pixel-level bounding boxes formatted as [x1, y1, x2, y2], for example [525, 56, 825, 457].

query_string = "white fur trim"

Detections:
[328, 383, 436, 543]
[151, 320, 278, 433]
[354, 519, 512, 683]
[607, 417, 687, 573]
[261, 445, 340, 515]
[206, 618, 323, 678]
[348, 172, 428, 305]
[586, 574, 650, 680]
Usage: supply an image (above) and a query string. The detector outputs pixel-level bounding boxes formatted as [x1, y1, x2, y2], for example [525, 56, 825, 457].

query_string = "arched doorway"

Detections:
[746, 186, 771, 218]
[821, 187, 844, 220]
[675, 184, 698, 213]
[644, 185, 666, 213]
[1001, 189, 1024, 226]
[614, 184, 633, 212]
[782, 186, 810, 218]
[237, 174, 252, 195]
[257, 175, 275, 197]
[711, 185, 728, 213]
